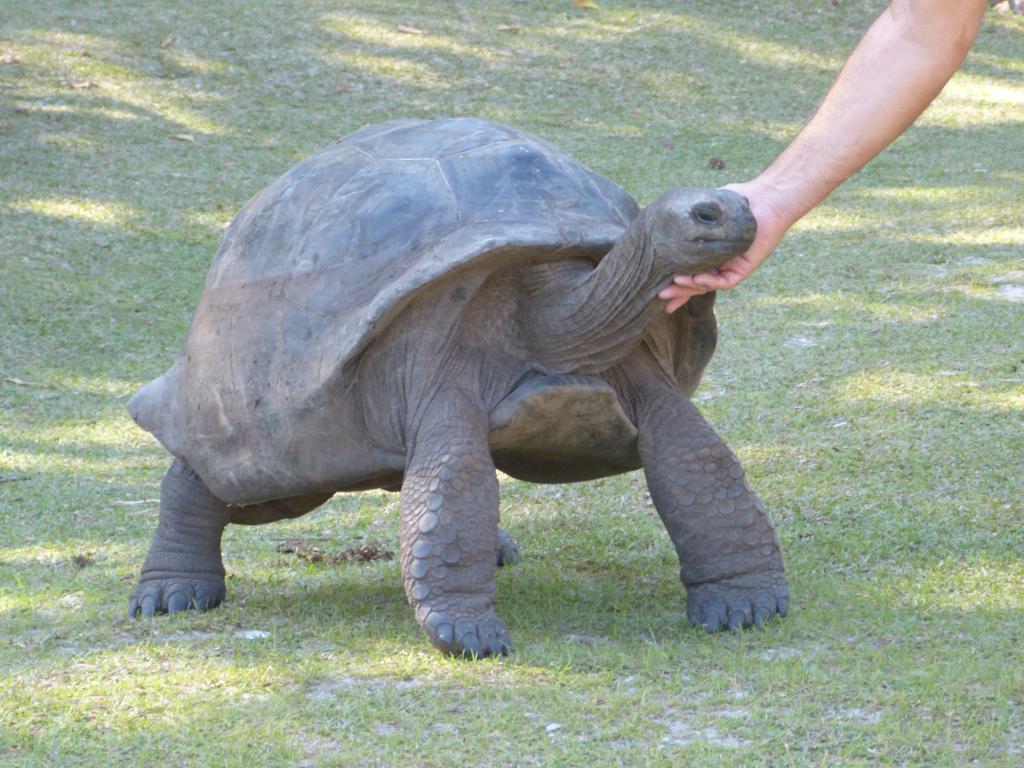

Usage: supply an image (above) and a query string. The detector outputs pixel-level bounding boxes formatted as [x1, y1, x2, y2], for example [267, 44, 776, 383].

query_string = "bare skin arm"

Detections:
[660, 0, 988, 313]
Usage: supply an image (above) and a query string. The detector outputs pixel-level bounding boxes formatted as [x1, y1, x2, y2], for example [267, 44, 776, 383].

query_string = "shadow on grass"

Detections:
[2, 462, 1021, 639]
[2, 535, 1021, 679]
[3, 1, 1022, 199]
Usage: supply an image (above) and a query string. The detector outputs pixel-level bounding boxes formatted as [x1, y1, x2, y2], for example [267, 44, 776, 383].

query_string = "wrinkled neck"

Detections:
[517, 217, 668, 374]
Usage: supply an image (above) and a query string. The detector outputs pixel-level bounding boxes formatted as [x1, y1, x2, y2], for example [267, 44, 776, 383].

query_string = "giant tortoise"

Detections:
[128, 117, 789, 657]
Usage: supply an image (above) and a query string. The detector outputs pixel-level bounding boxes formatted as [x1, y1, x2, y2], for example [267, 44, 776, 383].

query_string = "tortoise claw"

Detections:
[128, 576, 225, 618]
[686, 571, 789, 634]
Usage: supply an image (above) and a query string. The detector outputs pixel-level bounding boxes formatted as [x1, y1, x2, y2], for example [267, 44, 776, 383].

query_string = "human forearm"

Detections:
[661, 0, 987, 312]
[755, 0, 987, 229]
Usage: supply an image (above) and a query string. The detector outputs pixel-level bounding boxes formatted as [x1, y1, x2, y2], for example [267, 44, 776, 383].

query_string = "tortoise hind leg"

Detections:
[496, 526, 522, 567]
[129, 459, 230, 617]
[400, 391, 511, 658]
[129, 459, 328, 617]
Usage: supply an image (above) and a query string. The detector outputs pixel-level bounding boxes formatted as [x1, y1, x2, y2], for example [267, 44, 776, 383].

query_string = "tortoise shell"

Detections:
[129, 118, 717, 502]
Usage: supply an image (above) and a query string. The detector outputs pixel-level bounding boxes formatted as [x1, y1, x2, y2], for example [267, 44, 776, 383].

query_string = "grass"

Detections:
[1, 1, 1022, 765]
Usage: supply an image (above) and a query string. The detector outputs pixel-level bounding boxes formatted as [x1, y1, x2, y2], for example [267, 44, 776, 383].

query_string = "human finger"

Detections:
[658, 282, 708, 313]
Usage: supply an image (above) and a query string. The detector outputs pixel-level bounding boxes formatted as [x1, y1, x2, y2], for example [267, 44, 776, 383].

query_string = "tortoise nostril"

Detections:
[692, 203, 722, 225]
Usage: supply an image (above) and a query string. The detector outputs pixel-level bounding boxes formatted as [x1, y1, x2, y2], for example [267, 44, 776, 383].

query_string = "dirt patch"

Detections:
[276, 539, 394, 565]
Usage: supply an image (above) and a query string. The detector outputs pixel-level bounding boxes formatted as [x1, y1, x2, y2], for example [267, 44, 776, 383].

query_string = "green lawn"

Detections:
[2, 1, 1023, 765]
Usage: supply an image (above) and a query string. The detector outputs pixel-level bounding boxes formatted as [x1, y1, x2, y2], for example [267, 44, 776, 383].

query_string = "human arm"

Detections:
[660, 0, 988, 313]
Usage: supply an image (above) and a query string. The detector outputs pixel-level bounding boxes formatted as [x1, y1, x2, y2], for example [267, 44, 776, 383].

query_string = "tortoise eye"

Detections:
[691, 203, 722, 225]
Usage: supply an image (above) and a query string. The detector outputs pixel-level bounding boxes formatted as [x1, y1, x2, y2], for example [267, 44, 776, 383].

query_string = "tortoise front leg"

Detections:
[400, 391, 511, 658]
[632, 380, 789, 632]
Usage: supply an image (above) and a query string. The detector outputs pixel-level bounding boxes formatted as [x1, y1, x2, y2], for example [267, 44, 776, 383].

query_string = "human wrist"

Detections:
[725, 175, 801, 241]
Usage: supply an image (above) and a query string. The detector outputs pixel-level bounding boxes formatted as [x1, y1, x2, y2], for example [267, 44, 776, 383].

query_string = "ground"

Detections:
[1, 1, 1023, 765]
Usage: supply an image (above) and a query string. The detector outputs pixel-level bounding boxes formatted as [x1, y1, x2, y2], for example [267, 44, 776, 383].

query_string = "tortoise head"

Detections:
[516, 186, 756, 376]
[642, 187, 756, 276]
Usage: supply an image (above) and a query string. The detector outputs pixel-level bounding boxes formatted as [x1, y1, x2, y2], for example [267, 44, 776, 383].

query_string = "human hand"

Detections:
[659, 181, 792, 313]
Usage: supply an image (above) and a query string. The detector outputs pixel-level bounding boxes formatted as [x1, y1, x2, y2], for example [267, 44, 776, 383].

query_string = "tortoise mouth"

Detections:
[688, 235, 754, 256]
[672, 236, 753, 275]
[689, 236, 751, 251]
